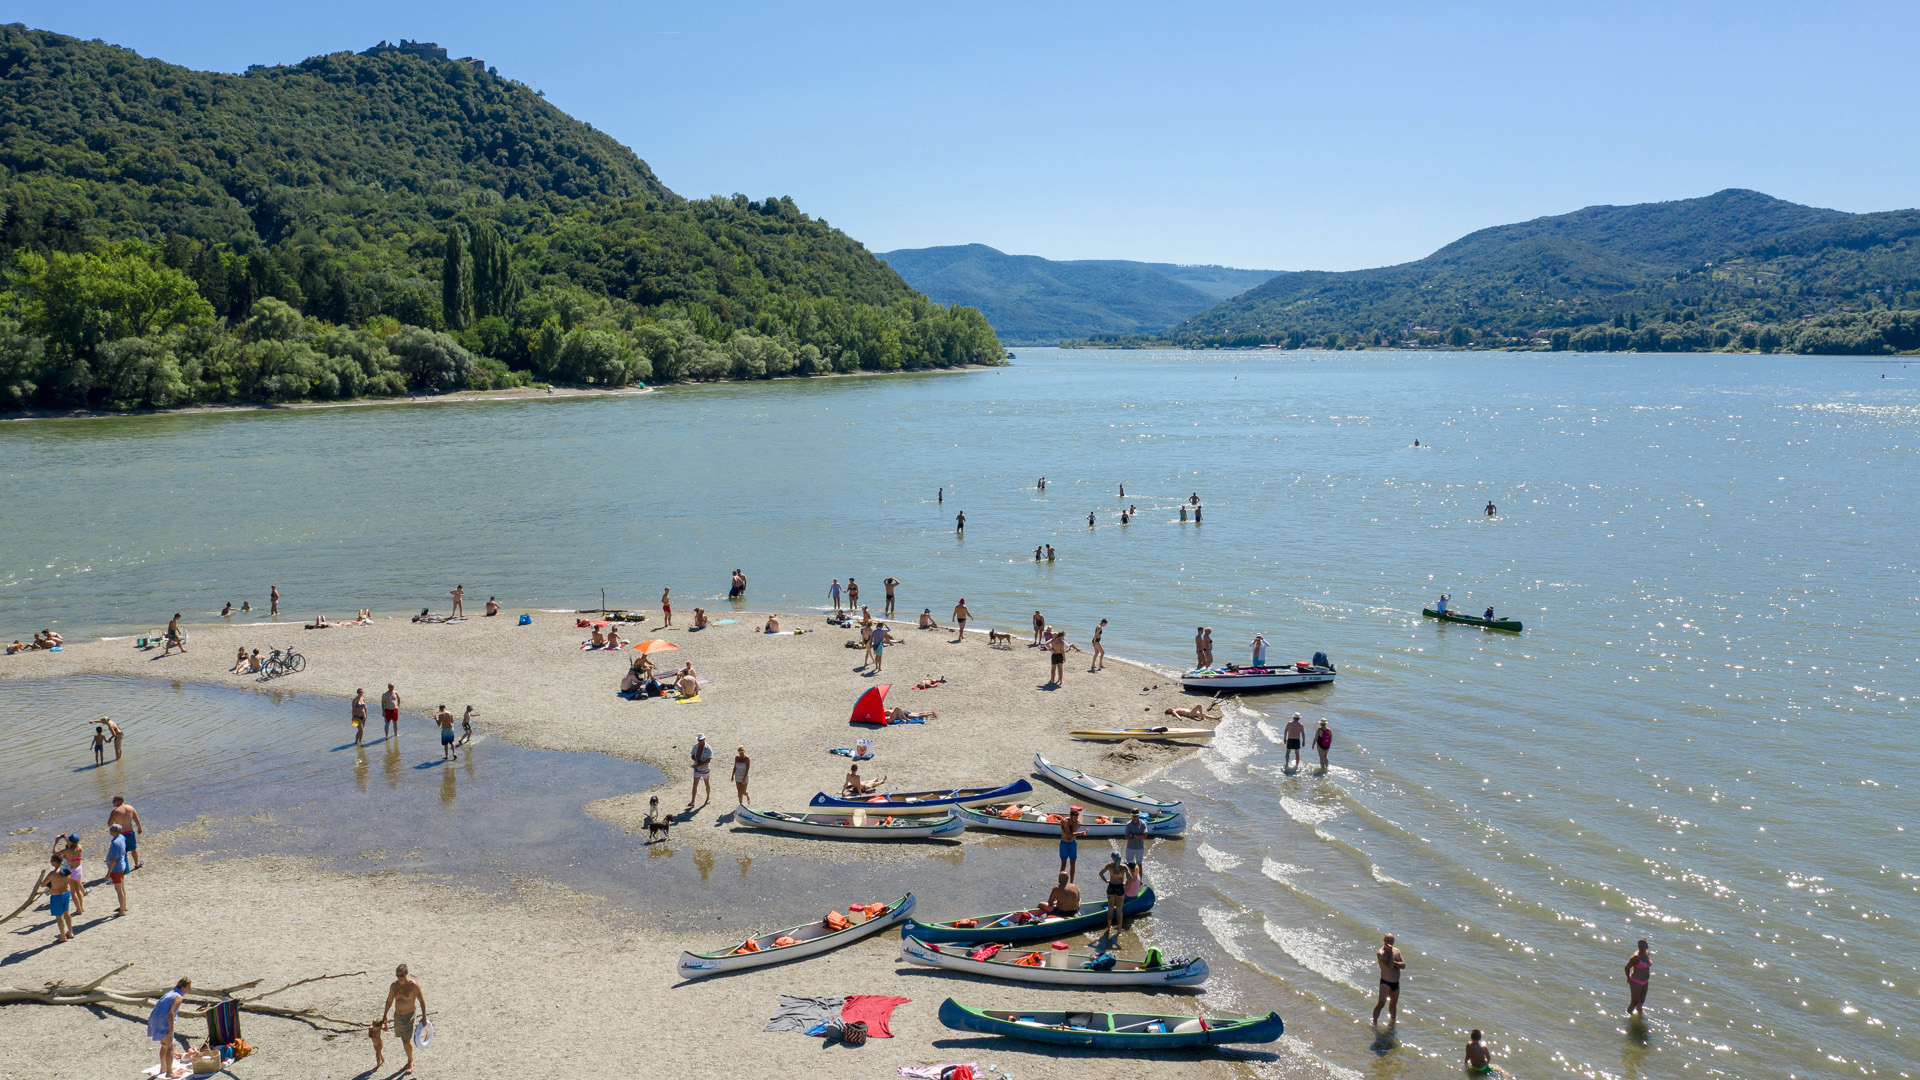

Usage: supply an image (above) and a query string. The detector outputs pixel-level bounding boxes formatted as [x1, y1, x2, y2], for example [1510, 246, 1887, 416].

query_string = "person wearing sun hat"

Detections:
[686, 734, 713, 810]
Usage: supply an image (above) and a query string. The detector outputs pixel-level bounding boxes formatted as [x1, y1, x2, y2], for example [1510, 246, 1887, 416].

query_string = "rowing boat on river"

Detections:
[1422, 608, 1524, 632]
[956, 803, 1185, 837]
[807, 779, 1032, 809]
[736, 805, 962, 839]
[1032, 754, 1182, 815]
[901, 888, 1155, 943]
[1068, 727, 1213, 744]
[1177, 662, 1335, 692]
[901, 936, 1208, 986]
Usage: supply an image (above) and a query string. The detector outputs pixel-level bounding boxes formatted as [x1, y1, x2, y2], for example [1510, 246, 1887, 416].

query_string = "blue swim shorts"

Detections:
[1059, 840, 1078, 861]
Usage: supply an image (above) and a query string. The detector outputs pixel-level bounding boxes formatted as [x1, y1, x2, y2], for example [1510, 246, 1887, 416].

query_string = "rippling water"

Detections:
[2, 348, 1915, 1079]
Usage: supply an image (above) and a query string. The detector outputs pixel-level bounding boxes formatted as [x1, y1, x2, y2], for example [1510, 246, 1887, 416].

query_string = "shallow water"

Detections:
[3, 348, 1917, 1078]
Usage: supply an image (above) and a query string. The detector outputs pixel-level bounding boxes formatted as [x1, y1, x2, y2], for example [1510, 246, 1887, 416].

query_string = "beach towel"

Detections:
[675, 693, 701, 704]
[840, 995, 911, 1039]
[205, 998, 241, 1045]
[713, 619, 739, 625]
[763, 995, 845, 1034]
[899, 1066, 978, 1080]
[829, 748, 875, 759]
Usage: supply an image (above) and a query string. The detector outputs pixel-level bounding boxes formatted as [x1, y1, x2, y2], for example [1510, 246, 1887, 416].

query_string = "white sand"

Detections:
[0, 614, 1269, 1079]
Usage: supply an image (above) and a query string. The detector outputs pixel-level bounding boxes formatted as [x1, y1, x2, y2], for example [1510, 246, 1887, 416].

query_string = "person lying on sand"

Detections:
[843, 764, 887, 796]
[1165, 702, 1224, 721]
[763, 615, 782, 632]
[886, 706, 937, 723]
[305, 615, 330, 629]
[912, 675, 946, 689]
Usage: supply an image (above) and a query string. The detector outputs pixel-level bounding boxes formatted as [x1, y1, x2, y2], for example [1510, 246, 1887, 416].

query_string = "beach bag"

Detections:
[842, 1020, 869, 1046]
[1141, 946, 1165, 969]
[942, 1067, 974, 1080]
[230, 1038, 253, 1061]
[412, 1017, 433, 1048]
[518, 614, 532, 625]
[1317, 728, 1332, 749]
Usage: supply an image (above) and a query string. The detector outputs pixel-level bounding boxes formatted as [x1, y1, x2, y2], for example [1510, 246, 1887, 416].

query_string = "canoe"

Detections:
[956, 803, 1185, 838]
[1422, 608, 1524, 632]
[936, 999, 1282, 1049]
[677, 893, 915, 980]
[1069, 727, 1213, 744]
[808, 778, 1033, 809]
[902, 888, 1155, 943]
[736, 804, 963, 840]
[1032, 755, 1182, 815]
[1177, 664, 1334, 692]
[902, 936, 1208, 987]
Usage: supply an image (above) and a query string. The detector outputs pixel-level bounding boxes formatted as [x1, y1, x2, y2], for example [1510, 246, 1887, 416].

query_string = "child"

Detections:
[368, 1020, 386, 1070]
[92, 725, 106, 765]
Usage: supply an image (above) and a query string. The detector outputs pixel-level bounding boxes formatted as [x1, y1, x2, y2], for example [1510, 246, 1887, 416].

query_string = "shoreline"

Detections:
[0, 613, 1256, 1079]
[0, 363, 1004, 425]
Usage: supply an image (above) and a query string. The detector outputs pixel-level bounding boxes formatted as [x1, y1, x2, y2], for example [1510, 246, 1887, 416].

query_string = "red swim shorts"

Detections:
[383, 708, 399, 722]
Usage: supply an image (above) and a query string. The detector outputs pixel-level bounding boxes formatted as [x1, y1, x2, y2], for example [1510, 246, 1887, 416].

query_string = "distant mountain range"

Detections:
[878, 244, 1279, 343]
[1105, 189, 1920, 354]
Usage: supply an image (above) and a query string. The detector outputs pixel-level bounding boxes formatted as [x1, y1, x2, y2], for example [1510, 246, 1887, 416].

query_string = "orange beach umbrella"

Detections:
[635, 639, 681, 655]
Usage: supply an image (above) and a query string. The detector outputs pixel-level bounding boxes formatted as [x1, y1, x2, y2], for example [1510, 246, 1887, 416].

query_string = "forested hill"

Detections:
[880, 244, 1277, 343]
[0, 26, 1001, 411]
[1103, 189, 1920, 355]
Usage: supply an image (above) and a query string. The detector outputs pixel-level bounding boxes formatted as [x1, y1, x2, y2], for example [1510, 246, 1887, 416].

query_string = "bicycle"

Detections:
[260, 645, 306, 679]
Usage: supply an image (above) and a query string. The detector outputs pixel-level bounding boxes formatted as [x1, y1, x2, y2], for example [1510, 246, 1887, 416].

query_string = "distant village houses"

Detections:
[361, 39, 489, 71]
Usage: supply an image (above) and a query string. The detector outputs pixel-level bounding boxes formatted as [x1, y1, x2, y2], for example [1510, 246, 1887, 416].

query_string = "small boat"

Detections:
[936, 999, 1282, 1049]
[678, 893, 915, 979]
[1069, 727, 1213, 744]
[902, 936, 1208, 987]
[808, 779, 1032, 809]
[956, 803, 1185, 837]
[1032, 755, 1182, 815]
[902, 888, 1155, 943]
[1178, 661, 1335, 692]
[1423, 608, 1523, 632]
[736, 804, 963, 840]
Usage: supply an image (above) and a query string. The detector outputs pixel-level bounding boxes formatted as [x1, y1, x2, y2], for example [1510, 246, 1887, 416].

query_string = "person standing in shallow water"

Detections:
[1088, 511, 1096, 527]
[1624, 938, 1652, 1016]
[828, 578, 842, 616]
[269, 585, 279, 616]
[955, 510, 965, 533]
[351, 689, 368, 746]
[883, 577, 898, 616]
[1372, 933, 1406, 1025]
[1315, 717, 1333, 772]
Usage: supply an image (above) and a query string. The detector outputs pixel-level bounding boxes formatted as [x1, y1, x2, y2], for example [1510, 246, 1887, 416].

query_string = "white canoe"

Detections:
[902, 935, 1208, 987]
[679, 893, 915, 980]
[736, 804, 963, 840]
[1033, 754, 1183, 815]
[957, 803, 1185, 837]
[1070, 727, 1213, 744]
[1177, 665, 1334, 691]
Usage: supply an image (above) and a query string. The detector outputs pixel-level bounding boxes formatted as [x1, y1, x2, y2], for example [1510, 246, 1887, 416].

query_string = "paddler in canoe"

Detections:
[1435, 593, 1451, 615]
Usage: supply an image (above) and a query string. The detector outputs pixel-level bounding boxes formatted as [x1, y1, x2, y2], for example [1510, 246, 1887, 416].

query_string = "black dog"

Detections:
[644, 794, 671, 843]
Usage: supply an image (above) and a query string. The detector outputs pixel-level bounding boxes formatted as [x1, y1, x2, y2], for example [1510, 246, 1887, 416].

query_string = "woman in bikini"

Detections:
[1624, 938, 1652, 1015]
[842, 764, 886, 796]
[1098, 853, 1129, 932]
[1090, 618, 1106, 670]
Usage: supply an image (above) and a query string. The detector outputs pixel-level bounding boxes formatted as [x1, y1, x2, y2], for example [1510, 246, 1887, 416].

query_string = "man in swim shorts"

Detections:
[108, 796, 143, 869]
[883, 577, 898, 616]
[687, 734, 713, 809]
[436, 705, 457, 761]
[951, 599, 971, 642]
[1057, 805, 1086, 880]
[1048, 629, 1068, 685]
[381, 684, 401, 738]
[1040, 871, 1080, 917]
[1465, 1028, 1494, 1073]
[1373, 933, 1406, 1025]
[43, 854, 74, 941]
[382, 965, 427, 1075]
[1283, 712, 1306, 770]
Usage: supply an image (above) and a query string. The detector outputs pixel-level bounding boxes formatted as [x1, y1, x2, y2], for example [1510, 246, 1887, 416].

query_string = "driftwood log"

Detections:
[0, 964, 372, 1031]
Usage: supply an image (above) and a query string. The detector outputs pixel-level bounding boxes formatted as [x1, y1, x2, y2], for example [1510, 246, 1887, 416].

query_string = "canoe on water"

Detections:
[1069, 727, 1213, 744]
[1032, 754, 1183, 815]
[956, 803, 1185, 837]
[677, 893, 915, 979]
[735, 804, 963, 840]
[936, 999, 1282, 1049]
[902, 936, 1209, 987]
[901, 888, 1155, 943]
[1422, 608, 1524, 632]
[807, 778, 1033, 809]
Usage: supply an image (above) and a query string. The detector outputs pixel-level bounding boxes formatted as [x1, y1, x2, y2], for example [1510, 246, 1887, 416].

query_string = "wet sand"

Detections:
[0, 614, 1267, 1079]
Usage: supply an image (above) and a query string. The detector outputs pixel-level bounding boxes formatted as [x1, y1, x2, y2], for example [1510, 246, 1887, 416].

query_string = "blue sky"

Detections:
[15, 1, 1919, 270]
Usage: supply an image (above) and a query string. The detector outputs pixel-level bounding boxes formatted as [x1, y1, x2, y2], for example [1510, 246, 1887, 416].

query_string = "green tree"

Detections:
[441, 227, 473, 331]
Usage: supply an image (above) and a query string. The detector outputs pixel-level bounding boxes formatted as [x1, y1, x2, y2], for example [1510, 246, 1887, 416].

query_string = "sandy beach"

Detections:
[0, 611, 1265, 1080]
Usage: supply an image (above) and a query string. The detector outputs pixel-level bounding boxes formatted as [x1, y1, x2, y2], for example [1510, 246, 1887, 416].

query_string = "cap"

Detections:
[67, 833, 79, 842]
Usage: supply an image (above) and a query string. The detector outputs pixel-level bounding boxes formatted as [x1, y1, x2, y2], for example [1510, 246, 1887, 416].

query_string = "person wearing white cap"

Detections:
[686, 734, 713, 810]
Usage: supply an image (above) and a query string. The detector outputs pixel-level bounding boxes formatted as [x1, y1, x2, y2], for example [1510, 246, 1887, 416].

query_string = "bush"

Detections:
[386, 327, 475, 391]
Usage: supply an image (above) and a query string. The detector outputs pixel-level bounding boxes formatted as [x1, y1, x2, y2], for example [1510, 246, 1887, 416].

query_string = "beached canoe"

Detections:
[808, 779, 1032, 809]
[677, 893, 915, 980]
[1032, 755, 1182, 815]
[902, 936, 1208, 987]
[736, 804, 963, 840]
[1422, 608, 1524, 632]
[956, 803, 1185, 838]
[936, 999, 1282, 1049]
[1069, 727, 1213, 744]
[901, 888, 1155, 944]
[1177, 663, 1335, 692]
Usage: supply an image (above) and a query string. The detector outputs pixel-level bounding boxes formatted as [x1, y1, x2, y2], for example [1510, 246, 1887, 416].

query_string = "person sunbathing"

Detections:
[357, 609, 373, 623]
[676, 672, 699, 697]
[606, 627, 624, 648]
[590, 626, 608, 648]
[305, 615, 330, 629]
[411, 608, 432, 623]
[843, 765, 887, 796]
[911, 675, 946, 689]
[691, 608, 710, 629]
[1165, 702, 1224, 721]
[763, 614, 782, 632]
[885, 706, 937, 723]
[484, 597, 499, 617]
[917, 608, 941, 630]
[244, 649, 265, 673]
[231, 647, 250, 673]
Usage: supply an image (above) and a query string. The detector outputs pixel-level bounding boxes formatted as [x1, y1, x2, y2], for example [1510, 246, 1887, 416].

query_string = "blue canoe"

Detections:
[937, 999, 1283, 1049]
[901, 888, 1155, 944]
[809, 778, 1032, 809]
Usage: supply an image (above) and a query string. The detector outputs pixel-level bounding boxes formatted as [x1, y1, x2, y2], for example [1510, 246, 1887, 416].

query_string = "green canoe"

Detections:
[1422, 608, 1523, 633]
